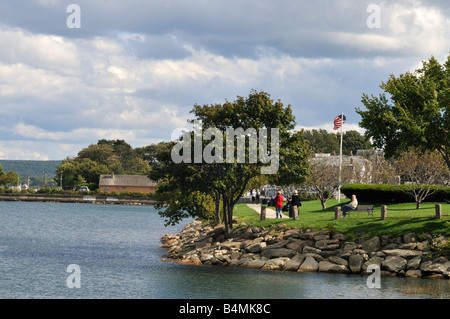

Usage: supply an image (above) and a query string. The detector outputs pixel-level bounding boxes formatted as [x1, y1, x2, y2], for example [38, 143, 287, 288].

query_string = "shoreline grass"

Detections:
[234, 200, 450, 239]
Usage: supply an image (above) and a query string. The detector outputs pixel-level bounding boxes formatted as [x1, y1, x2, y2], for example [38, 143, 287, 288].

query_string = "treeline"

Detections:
[0, 160, 61, 186]
[301, 129, 371, 155]
[56, 139, 151, 190]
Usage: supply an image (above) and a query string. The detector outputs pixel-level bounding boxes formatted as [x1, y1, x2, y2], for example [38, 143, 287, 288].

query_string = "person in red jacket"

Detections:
[274, 191, 284, 218]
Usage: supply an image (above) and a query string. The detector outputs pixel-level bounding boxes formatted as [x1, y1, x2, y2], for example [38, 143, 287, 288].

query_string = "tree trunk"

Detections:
[214, 192, 221, 224]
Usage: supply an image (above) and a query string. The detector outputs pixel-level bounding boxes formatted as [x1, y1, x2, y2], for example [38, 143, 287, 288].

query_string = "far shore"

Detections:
[0, 193, 156, 205]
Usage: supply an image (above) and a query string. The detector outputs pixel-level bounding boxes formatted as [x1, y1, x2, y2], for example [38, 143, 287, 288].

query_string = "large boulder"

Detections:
[349, 254, 364, 273]
[382, 256, 407, 272]
[382, 249, 422, 259]
[298, 256, 319, 272]
[261, 248, 297, 259]
[283, 254, 306, 271]
[361, 236, 381, 253]
[245, 242, 267, 253]
[318, 261, 349, 273]
[262, 257, 290, 270]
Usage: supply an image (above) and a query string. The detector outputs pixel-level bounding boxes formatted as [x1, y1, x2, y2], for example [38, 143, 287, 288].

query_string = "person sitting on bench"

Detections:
[342, 194, 358, 217]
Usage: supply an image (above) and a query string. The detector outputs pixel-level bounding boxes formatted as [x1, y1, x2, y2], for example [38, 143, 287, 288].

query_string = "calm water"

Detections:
[0, 201, 449, 299]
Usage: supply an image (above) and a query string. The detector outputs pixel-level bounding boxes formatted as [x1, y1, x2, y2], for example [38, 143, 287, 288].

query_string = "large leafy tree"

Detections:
[151, 90, 310, 234]
[356, 54, 450, 168]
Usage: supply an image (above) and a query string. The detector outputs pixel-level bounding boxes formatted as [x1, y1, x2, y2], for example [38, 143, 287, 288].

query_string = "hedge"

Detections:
[340, 184, 450, 203]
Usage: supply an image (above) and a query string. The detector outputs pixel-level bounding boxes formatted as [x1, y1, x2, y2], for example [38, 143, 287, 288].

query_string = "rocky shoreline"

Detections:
[161, 220, 450, 279]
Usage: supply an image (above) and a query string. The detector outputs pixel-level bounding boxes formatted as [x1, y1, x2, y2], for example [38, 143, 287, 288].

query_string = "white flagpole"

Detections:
[338, 113, 343, 203]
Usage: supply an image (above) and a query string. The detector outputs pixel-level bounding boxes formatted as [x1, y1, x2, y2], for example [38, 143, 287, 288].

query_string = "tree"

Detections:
[55, 139, 151, 190]
[151, 90, 310, 234]
[356, 54, 450, 169]
[305, 157, 341, 210]
[395, 148, 449, 209]
[342, 130, 371, 155]
[0, 170, 19, 187]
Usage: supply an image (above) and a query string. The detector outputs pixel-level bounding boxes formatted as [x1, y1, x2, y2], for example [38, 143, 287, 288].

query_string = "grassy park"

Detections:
[233, 199, 450, 239]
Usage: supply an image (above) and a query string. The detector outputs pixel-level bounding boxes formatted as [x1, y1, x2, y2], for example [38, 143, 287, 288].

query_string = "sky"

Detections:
[0, 0, 449, 160]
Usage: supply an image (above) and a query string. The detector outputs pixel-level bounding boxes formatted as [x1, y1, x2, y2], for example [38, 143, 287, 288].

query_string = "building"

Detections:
[99, 173, 157, 193]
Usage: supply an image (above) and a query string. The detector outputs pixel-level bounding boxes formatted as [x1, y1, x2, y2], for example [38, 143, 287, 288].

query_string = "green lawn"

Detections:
[234, 200, 450, 239]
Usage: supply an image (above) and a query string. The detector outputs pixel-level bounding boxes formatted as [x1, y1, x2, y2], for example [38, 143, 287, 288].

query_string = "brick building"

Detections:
[99, 173, 156, 193]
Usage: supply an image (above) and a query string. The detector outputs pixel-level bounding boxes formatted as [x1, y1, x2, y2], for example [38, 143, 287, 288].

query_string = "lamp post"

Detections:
[43, 170, 46, 187]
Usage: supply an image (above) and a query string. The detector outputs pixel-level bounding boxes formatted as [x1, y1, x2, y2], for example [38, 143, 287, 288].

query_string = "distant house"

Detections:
[99, 173, 156, 193]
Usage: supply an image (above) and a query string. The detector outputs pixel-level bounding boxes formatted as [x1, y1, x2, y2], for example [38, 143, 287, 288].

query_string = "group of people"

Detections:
[272, 190, 301, 219]
[271, 191, 359, 219]
[255, 188, 359, 219]
[251, 189, 261, 203]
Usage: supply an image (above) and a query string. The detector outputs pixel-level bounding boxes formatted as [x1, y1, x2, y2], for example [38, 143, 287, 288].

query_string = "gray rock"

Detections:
[420, 261, 450, 274]
[315, 239, 340, 251]
[261, 248, 297, 259]
[349, 254, 364, 273]
[403, 233, 417, 243]
[332, 233, 346, 241]
[361, 236, 381, 253]
[245, 242, 266, 253]
[328, 256, 348, 267]
[262, 240, 289, 250]
[382, 249, 422, 259]
[298, 256, 319, 272]
[405, 269, 422, 278]
[302, 246, 322, 254]
[407, 256, 421, 270]
[382, 256, 407, 272]
[362, 256, 384, 270]
[262, 257, 290, 270]
[318, 261, 349, 273]
[244, 258, 267, 269]
[283, 254, 306, 271]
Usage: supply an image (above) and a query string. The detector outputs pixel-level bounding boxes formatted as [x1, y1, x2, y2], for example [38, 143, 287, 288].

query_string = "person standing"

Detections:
[251, 189, 256, 203]
[256, 190, 260, 204]
[290, 190, 301, 218]
[274, 191, 284, 218]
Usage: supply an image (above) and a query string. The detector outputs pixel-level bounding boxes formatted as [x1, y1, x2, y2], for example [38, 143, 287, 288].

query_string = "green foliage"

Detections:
[341, 183, 450, 203]
[0, 169, 19, 187]
[302, 129, 371, 155]
[55, 139, 151, 190]
[151, 90, 310, 232]
[0, 160, 61, 185]
[356, 54, 450, 169]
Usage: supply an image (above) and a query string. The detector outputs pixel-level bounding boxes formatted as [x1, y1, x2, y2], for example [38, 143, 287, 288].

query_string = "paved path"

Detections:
[246, 204, 289, 219]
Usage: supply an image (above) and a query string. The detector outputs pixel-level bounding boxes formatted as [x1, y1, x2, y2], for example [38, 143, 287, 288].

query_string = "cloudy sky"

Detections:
[0, 0, 448, 160]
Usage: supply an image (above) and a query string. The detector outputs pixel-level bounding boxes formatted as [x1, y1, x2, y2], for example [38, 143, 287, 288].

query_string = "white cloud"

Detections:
[0, 1, 448, 159]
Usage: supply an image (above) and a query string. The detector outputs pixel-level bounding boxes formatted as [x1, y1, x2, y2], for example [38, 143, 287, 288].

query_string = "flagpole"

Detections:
[338, 113, 343, 203]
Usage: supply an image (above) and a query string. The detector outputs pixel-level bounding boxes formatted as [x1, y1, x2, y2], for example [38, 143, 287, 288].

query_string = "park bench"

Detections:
[348, 205, 374, 218]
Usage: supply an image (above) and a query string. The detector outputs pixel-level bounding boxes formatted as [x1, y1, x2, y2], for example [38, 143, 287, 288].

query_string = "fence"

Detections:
[334, 204, 449, 220]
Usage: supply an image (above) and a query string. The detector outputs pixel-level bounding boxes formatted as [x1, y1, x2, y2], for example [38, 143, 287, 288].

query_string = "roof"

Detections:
[99, 174, 156, 187]
[310, 155, 371, 167]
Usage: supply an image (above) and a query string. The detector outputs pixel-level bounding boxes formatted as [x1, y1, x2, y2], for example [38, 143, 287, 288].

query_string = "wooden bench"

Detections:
[347, 205, 374, 218]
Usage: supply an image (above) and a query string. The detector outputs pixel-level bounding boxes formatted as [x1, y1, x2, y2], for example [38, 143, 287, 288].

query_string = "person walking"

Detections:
[256, 190, 260, 204]
[274, 191, 284, 218]
[251, 189, 256, 203]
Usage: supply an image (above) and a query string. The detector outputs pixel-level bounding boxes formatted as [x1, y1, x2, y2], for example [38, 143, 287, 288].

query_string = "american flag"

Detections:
[333, 114, 346, 130]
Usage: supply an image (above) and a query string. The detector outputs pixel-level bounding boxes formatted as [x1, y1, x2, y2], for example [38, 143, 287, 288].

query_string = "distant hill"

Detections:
[0, 160, 62, 178]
